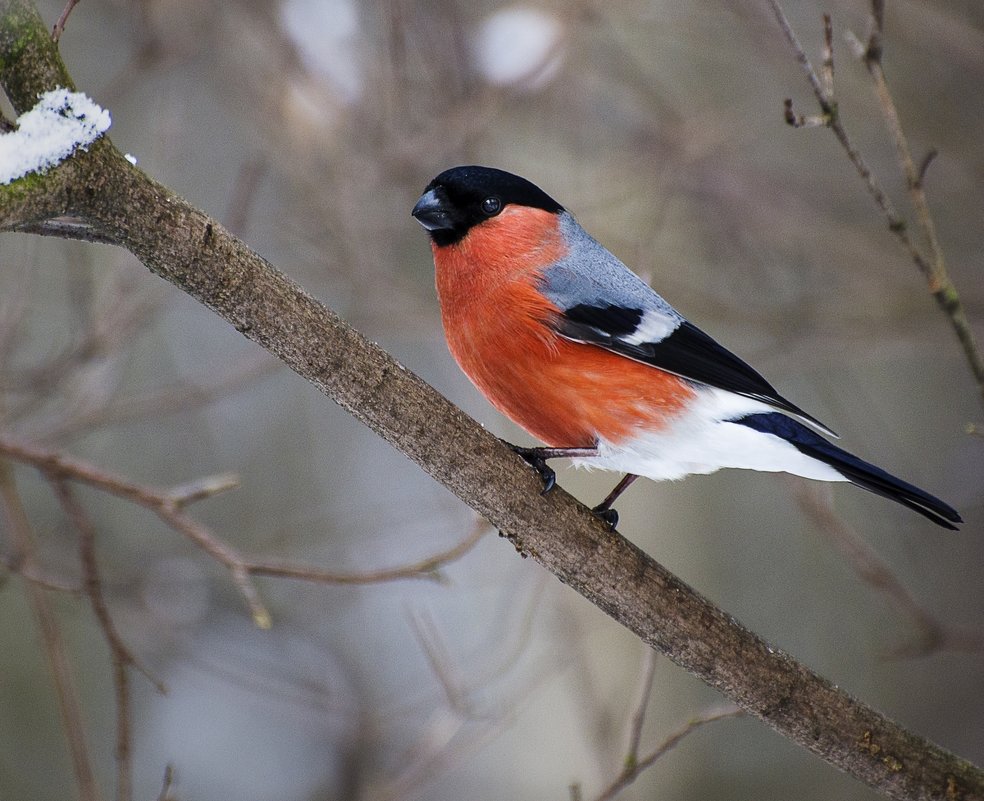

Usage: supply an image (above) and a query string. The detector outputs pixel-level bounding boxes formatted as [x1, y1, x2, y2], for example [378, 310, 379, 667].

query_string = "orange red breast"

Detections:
[433, 207, 696, 447]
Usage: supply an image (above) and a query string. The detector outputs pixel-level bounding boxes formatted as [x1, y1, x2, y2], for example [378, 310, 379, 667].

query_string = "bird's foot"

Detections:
[511, 445, 557, 494]
[591, 505, 619, 529]
[589, 473, 639, 530]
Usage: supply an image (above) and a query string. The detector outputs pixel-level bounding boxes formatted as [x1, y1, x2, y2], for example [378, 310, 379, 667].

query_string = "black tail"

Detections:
[735, 413, 962, 530]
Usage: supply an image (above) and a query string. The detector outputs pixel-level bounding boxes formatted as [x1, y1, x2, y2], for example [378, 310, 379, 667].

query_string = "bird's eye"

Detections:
[481, 196, 502, 216]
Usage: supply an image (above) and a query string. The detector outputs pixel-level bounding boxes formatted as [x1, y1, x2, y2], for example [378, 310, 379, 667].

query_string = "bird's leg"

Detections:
[509, 445, 599, 495]
[591, 473, 640, 529]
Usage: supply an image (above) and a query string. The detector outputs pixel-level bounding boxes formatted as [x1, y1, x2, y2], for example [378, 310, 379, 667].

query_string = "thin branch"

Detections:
[224, 155, 268, 236]
[866, 0, 885, 63]
[470, 570, 549, 688]
[592, 705, 745, 801]
[0, 271, 29, 375]
[50, 0, 79, 41]
[166, 473, 241, 508]
[0, 436, 489, 616]
[52, 478, 140, 801]
[854, 2, 984, 401]
[765, 0, 832, 113]
[794, 481, 983, 658]
[33, 354, 279, 442]
[0, 550, 79, 591]
[819, 13, 834, 100]
[767, 0, 904, 226]
[915, 148, 938, 187]
[0, 279, 160, 402]
[591, 648, 736, 801]
[0, 462, 102, 801]
[0, 435, 273, 626]
[248, 518, 488, 585]
[408, 609, 471, 715]
[769, 0, 984, 404]
[155, 765, 175, 801]
[372, 650, 556, 801]
[624, 648, 659, 769]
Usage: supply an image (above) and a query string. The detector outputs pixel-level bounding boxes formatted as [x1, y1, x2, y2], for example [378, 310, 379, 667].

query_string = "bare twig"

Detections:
[767, 1, 833, 115]
[0, 272, 29, 377]
[624, 648, 659, 769]
[379, 570, 561, 801]
[794, 481, 983, 658]
[52, 478, 136, 801]
[866, 0, 885, 63]
[592, 705, 744, 801]
[853, 2, 984, 402]
[0, 462, 102, 801]
[0, 550, 79, 591]
[916, 148, 938, 187]
[767, 0, 903, 225]
[470, 570, 549, 688]
[405, 560, 545, 720]
[246, 518, 488, 585]
[51, 0, 79, 41]
[372, 650, 556, 801]
[0, 280, 160, 405]
[0, 437, 489, 620]
[51, 478, 171, 801]
[769, 0, 984, 405]
[224, 155, 268, 235]
[782, 97, 827, 129]
[819, 13, 834, 100]
[35, 354, 279, 442]
[0, 435, 272, 627]
[166, 473, 241, 508]
[408, 609, 471, 715]
[155, 765, 175, 801]
[589, 647, 737, 801]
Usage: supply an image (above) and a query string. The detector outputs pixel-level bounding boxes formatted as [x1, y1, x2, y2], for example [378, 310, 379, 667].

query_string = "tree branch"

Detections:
[0, 435, 484, 610]
[592, 702, 744, 801]
[1, 1, 981, 798]
[52, 477, 142, 801]
[768, 0, 984, 406]
[793, 480, 983, 658]
[0, 461, 101, 801]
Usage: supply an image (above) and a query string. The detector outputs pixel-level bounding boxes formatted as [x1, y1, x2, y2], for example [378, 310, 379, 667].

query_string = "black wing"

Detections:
[555, 303, 837, 437]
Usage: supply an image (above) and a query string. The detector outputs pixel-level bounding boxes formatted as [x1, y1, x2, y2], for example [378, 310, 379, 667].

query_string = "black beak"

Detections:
[411, 188, 454, 231]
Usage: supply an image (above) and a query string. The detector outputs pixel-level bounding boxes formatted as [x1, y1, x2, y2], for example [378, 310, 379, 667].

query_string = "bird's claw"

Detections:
[511, 444, 620, 524]
[592, 505, 619, 529]
[511, 446, 557, 495]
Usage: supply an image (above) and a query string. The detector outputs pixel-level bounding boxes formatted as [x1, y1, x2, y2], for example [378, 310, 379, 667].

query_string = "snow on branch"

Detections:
[0, 88, 110, 185]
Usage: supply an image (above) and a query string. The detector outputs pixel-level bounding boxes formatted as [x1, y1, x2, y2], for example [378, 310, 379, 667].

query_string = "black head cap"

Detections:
[411, 165, 564, 247]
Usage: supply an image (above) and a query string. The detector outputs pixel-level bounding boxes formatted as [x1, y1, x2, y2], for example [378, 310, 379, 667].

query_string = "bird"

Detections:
[411, 165, 961, 530]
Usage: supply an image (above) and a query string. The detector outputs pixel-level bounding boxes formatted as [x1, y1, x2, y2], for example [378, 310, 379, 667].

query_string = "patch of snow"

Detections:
[0, 88, 111, 185]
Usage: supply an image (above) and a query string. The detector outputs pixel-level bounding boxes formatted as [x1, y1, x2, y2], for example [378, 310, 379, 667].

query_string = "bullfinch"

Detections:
[411, 165, 961, 530]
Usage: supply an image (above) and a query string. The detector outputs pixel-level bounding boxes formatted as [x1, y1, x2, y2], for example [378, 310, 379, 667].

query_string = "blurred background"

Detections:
[1, 0, 982, 799]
